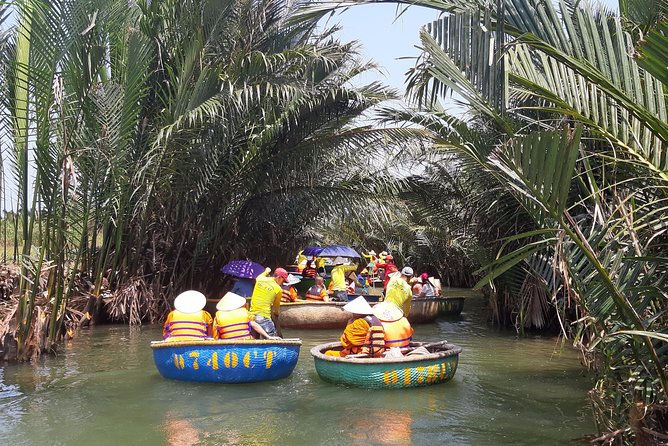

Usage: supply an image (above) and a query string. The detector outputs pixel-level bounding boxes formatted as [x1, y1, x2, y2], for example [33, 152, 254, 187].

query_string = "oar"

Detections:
[343, 340, 449, 359]
[400, 340, 449, 354]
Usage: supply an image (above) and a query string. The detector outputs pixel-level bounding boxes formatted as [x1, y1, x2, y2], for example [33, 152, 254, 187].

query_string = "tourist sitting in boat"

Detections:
[302, 260, 317, 278]
[374, 254, 398, 290]
[385, 267, 414, 315]
[213, 292, 278, 340]
[163, 290, 213, 341]
[411, 273, 427, 298]
[305, 276, 329, 301]
[419, 275, 439, 298]
[249, 267, 288, 337]
[281, 274, 301, 302]
[373, 302, 413, 351]
[325, 296, 385, 358]
[330, 257, 358, 302]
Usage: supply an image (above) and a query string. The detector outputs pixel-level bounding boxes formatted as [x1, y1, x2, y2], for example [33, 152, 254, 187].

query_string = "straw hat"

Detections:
[373, 302, 404, 322]
[216, 292, 247, 311]
[333, 257, 345, 265]
[343, 296, 374, 315]
[285, 274, 301, 286]
[174, 290, 206, 314]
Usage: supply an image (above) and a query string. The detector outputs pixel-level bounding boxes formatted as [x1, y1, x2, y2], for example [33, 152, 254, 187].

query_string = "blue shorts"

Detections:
[254, 315, 276, 337]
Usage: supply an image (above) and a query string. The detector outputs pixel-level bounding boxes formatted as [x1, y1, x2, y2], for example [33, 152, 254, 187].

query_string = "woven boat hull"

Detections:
[311, 341, 461, 389]
[438, 297, 465, 316]
[279, 301, 350, 329]
[407, 299, 441, 323]
[151, 339, 301, 383]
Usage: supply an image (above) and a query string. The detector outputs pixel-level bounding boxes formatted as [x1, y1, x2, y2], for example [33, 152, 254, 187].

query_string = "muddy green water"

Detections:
[0, 297, 593, 445]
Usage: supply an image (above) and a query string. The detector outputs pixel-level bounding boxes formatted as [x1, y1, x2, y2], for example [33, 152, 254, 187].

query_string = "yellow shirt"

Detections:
[331, 265, 357, 291]
[385, 275, 412, 315]
[249, 272, 282, 319]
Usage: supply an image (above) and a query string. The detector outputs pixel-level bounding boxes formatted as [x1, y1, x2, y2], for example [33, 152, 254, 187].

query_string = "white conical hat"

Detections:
[216, 292, 247, 311]
[373, 302, 404, 322]
[285, 274, 301, 286]
[174, 290, 206, 314]
[343, 296, 374, 315]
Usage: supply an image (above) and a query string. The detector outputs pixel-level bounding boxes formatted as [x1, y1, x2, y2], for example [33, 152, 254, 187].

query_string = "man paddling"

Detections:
[384, 266, 414, 316]
[248, 267, 288, 337]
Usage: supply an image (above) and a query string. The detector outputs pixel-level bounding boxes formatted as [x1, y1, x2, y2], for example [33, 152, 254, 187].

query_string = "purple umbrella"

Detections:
[302, 246, 323, 256]
[221, 260, 265, 279]
[319, 245, 361, 258]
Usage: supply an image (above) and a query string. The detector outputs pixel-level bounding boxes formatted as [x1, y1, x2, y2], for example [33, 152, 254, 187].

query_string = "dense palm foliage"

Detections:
[0, 0, 419, 359]
[305, 0, 667, 442]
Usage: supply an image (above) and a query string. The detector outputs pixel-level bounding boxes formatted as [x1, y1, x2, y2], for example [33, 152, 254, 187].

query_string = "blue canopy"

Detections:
[319, 245, 361, 258]
[302, 246, 324, 256]
[221, 260, 265, 279]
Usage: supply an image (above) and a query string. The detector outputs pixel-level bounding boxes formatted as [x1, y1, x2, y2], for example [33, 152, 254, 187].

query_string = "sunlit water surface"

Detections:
[0, 297, 593, 445]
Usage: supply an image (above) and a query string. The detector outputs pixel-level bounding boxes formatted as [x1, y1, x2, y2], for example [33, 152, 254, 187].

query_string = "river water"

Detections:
[0, 297, 594, 445]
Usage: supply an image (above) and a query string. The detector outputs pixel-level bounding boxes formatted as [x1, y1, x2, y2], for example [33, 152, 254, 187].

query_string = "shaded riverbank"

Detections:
[0, 297, 593, 445]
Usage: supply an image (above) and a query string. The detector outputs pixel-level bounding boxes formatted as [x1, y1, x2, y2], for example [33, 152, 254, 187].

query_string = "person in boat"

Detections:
[419, 274, 439, 298]
[295, 250, 307, 272]
[280, 274, 301, 302]
[230, 277, 254, 298]
[248, 267, 288, 337]
[373, 301, 413, 351]
[374, 254, 398, 290]
[305, 275, 329, 301]
[325, 296, 385, 357]
[213, 292, 279, 340]
[411, 273, 427, 298]
[163, 290, 213, 341]
[384, 266, 414, 316]
[330, 257, 358, 302]
[302, 260, 317, 278]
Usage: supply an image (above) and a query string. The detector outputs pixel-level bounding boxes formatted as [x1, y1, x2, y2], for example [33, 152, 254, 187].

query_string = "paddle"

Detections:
[343, 340, 449, 359]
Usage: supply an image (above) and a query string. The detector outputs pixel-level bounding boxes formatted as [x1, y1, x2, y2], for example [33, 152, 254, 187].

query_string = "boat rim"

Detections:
[310, 341, 462, 364]
[151, 338, 303, 349]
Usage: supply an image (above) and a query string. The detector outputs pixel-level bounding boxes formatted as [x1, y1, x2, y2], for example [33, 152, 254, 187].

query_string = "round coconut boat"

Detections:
[438, 296, 465, 316]
[279, 301, 351, 329]
[151, 339, 302, 383]
[311, 341, 462, 389]
[407, 298, 441, 323]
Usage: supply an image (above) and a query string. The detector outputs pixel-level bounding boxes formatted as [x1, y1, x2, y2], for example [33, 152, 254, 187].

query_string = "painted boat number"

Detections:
[172, 350, 276, 371]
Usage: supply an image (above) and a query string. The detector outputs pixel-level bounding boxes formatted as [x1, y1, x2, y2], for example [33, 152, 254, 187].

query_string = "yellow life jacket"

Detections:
[214, 308, 252, 340]
[163, 310, 211, 340]
[381, 317, 413, 348]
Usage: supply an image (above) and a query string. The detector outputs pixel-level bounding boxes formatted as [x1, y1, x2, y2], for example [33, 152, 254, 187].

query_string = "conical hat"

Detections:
[216, 292, 247, 311]
[174, 290, 206, 314]
[373, 302, 404, 322]
[285, 274, 301, 286]
[343, 296, 374, 315]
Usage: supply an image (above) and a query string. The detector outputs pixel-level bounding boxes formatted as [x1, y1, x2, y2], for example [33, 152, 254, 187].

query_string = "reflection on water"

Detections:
[0, 297, 593, 445]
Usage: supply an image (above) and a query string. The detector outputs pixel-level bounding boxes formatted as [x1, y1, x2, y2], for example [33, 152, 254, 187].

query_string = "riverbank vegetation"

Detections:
[0, 0, 666, 442]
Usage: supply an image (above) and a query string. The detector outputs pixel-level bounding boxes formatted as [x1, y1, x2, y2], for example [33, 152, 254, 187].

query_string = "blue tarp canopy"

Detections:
[302, 246, 323, 256]
[221, 260, 265, 279]
[318, 245, 361, 258]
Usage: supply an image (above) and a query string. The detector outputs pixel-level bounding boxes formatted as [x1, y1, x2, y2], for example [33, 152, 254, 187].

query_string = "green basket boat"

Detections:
[437, 297, 465, 316]
[311, 341, 462, 389]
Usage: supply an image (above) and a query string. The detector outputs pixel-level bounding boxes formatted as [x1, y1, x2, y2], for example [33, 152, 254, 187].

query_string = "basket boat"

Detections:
[437, 296, 465, 316]
[279, 301, 350, 329]
[311, 341, 462, 389]
[279, 298, 443, 329]
[151, 339, 302, 383]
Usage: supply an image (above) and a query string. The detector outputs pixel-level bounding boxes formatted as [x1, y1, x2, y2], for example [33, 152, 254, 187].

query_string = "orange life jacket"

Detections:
[361, 315, 385, 357]
[214, 308, 252, 340]
[163, 310, 211, 340]
[381, 317, 413, 348]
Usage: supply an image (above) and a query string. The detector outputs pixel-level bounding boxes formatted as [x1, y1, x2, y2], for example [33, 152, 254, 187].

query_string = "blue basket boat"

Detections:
[311, 341, 462, 389]
[151, 339, 302, 383]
